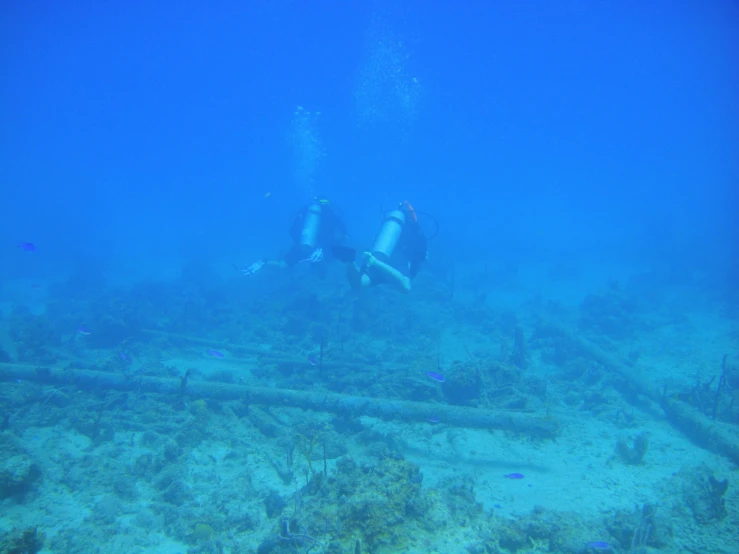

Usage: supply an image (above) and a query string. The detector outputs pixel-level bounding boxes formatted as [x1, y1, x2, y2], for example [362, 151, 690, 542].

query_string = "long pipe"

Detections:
[543, 321, 739, 465]
[145, 326, 739, 464]
[0, 362, 560, 438]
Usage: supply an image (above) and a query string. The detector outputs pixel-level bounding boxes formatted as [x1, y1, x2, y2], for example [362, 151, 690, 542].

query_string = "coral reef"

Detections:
[443, 361, 483, 406]
[615, 432, 649, 465]
[605, 503, 671, 552]
[0, 528, 44, 554]
[256, 454, 438, 553]
[8, 306, 59, 363]
[579, 291, 640, 340]
[686, 471, 729, 524]
[510, 325, 528, 370]
[0, 454, 41, 500]
[0, 240, 736, 554]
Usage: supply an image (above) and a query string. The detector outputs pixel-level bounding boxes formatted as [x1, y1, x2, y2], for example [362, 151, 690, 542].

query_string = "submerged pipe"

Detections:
[0, 362, 560, 438]
[140, 327, 739, 464]
[144, 327, 739, 464]
[543, 321, 739, 465]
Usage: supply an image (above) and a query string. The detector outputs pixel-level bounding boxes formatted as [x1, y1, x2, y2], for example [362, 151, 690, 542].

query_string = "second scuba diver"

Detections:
[238, 196, 347, 276]
[333, 200, 428, 293]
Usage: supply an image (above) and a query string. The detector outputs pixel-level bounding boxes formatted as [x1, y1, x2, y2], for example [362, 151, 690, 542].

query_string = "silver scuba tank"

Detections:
[372, 208, 405, 261]
[300, 201, 322, 248]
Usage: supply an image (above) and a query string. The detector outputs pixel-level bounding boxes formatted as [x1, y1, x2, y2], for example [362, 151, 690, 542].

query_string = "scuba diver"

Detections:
[237, 196, 347, 276]
[333, 200, 429, 293]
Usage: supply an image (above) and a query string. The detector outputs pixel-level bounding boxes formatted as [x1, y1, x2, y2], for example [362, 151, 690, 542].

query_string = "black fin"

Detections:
[331, 245, 356, 263]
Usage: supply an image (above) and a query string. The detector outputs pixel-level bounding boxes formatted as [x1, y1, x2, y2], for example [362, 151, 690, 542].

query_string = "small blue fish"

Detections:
[428, 416, 439, 424]
[426, 371, 445, 383]
[586, 542, 612, 551]
[77, 326, 91, 335]
[119, 352, 132, 364]
[17, 242, 37, 252]
[207, 349, 224, 358]
[308, 355, 318, 366]
[504, 473, 524, 479]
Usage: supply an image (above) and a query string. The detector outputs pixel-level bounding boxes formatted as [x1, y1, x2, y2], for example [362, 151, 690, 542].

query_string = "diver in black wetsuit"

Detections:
[334, 200, 428, 293]
[237, 196, 347, 276]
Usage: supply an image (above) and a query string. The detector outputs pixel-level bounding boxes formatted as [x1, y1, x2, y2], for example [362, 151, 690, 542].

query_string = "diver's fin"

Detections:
[331, 245, 356, 263]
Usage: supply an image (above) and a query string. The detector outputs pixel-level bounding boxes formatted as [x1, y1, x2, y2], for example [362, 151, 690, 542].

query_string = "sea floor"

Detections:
[0, 266, 737, 554]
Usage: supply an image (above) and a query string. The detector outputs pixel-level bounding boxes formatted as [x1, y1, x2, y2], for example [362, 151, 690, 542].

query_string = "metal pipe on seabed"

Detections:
[0, 362, 560, 438]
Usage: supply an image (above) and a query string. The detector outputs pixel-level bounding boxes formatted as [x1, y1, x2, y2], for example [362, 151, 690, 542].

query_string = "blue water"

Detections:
[0, 2, 737, 553]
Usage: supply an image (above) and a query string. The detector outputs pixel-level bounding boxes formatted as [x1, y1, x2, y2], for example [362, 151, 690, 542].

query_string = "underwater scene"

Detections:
[1, 2, 737, 554]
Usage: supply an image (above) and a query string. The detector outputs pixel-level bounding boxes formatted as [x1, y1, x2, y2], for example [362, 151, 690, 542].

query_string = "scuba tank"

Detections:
[300, 201, 322, 248]
[372, 208, 406, 261]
